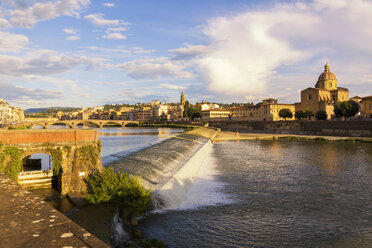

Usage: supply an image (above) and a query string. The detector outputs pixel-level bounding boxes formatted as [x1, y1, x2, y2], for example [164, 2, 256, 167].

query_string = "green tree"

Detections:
[334, 100, 359, 119]
[304, 108, 314, 120]
[85, 167, 152, 216]
[315, 110, 328, 120]
[295, 111, 306, 120]
[278, 108, 293, 120]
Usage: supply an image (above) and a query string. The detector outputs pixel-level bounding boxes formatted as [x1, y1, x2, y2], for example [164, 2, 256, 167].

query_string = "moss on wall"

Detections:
[0, 146, 23, 181]
[75, 144, 101, 170]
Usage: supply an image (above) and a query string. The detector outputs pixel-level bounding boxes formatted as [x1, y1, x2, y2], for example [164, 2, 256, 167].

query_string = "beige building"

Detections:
[295, 63, 349, 119]
[151, 104, 168, 121]
[132, 107, 151, 121]
[201, 108, 231, 122]
[0, 99, 24, 125]
[259, 98, 295, 121]
[361, 96, 372, 119]
[77, 112, 90, 120]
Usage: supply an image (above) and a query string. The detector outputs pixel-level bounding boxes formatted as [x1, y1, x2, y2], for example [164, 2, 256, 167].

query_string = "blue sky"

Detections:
[1, 0, 372, 109]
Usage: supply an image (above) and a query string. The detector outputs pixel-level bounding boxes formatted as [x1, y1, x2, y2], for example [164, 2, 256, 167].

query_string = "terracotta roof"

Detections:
[362, 95, 372, 100]
[318, 63, 337, 81]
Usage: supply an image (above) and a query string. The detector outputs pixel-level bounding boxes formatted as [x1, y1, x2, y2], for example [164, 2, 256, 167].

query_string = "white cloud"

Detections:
[117, 58, 194, 79]
[0, 17, 10, 28]
[106, 27, 127, 32]
[103, 32, 126, 40]
[0, 31, 29, 52]
[0, 50, 107, 77]
[63, 27, 77, 34]
[103, 3, 114, 7]
[158, 84, 185, 90]
[0, 82, 64, 103]
[182, 0, 372, 98]
[170, 45, 211, 61]
[2, 0, 90, 28]
[66, 35, 80, 40]
[84, 13, 119, 26]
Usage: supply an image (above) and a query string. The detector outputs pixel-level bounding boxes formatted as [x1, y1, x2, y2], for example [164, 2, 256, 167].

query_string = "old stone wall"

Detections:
[209, 120, 372, 137]
[0, 129, 103, 195]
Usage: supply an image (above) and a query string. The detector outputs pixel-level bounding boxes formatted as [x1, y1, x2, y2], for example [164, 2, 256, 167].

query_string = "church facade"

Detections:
[295, 63, 349, 119]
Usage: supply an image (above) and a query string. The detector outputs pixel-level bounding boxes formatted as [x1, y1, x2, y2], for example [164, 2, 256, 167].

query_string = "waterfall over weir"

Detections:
[110, 133, 231, 210]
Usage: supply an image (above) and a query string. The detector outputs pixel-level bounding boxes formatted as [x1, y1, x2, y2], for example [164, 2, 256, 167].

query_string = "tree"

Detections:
[85, 167, 152, 216]
[334, 100, 359, 119]
[295, 111, 306, 120]
[315, 110, 327, 120]
[278, 108, 293, 120]
[334, 102, 343, 118]
[304, 108, 314, 120]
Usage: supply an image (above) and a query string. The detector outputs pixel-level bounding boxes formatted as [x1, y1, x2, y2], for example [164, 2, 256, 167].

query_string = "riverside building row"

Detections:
[59, 94, 186, 122]
[203, 63, 371, 122]
[0, 99, 24, 126]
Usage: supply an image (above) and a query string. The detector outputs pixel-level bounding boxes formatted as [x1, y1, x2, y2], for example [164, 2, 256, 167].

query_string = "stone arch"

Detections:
[75, 121, 100, 128]
[124, 121, 139, 127]
[102, 121, 122, 127]
[46, 122, 73, 129]
[29, 123, 46, 129]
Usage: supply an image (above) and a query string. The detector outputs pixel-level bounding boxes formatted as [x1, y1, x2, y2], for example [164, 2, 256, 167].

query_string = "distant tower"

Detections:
[180, 91, 185, 107]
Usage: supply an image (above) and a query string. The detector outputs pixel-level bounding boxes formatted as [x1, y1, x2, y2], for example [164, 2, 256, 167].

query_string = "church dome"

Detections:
[318, 63, 336, 81]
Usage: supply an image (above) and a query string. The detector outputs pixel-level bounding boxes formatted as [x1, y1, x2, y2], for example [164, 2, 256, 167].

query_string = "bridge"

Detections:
[26, 119, 140, 129]
[0, 129, 103, 195]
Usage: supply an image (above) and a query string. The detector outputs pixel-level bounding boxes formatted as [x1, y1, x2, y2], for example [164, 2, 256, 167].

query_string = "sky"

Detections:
[1, 0, 372, 109]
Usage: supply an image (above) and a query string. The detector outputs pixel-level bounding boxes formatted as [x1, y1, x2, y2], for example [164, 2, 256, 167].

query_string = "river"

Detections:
[67, 128, 372, 247]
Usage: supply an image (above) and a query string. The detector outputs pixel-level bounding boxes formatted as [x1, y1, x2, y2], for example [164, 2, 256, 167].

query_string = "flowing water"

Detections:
[66, 129, 372, 247]
[138, 140, 372, 248]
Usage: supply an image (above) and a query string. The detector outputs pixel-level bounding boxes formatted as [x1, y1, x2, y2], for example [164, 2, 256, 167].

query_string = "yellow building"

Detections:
[259, 98, 295, 121]
[361, 96, 372, 119]
[201, 109, 231, 122]
[295, 63, 348, 119]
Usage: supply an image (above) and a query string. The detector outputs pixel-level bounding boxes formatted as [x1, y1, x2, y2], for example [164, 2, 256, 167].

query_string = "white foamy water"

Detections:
[110, 210, 129, 246]
[153, 141, 232, 211]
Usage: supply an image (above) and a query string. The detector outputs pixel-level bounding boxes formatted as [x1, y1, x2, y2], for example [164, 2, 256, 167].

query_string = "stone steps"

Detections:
[18, 170, 56, 189]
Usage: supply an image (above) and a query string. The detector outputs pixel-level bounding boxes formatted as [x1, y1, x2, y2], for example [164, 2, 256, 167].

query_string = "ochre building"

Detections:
[295, 63, 348, 119]
[361, 96, 372, 119]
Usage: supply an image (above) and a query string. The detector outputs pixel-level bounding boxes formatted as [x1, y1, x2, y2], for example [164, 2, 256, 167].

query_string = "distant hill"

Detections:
[24, 107, 78, 114]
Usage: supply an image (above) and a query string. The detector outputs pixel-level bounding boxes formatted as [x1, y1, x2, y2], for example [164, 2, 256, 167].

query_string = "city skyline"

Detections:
[1, 0, 372, 109]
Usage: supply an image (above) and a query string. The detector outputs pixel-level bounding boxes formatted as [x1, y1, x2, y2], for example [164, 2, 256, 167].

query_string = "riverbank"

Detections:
[213, 130, 372, 143]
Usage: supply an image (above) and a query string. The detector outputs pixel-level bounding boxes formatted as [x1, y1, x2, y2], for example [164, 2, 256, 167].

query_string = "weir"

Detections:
[110, 128, 229, 210]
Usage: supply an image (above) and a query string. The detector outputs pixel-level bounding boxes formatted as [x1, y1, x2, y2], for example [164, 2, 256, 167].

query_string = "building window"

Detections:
[369, 103, 372, 111]
[333, 95, 336, 101]
[308, 94, 312, 100]
[264, 110, 267, 114]
[330, 83, 332, 88]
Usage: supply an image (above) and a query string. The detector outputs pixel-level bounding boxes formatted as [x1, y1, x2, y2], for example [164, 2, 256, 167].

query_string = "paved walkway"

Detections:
[0, 173, 108, 248]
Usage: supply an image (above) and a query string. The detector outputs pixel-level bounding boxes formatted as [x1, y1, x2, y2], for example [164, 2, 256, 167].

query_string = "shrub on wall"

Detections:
[85, 167, 152, 216]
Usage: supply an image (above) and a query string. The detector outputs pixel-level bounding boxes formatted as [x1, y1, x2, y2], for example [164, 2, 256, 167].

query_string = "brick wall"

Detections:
[0, 129, 98, 145]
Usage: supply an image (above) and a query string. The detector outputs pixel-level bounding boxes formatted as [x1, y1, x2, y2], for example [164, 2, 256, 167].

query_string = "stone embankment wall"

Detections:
[0, 129, 99, 145]
[209, 120, 372, 137]
[0, 129, 103, 194]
